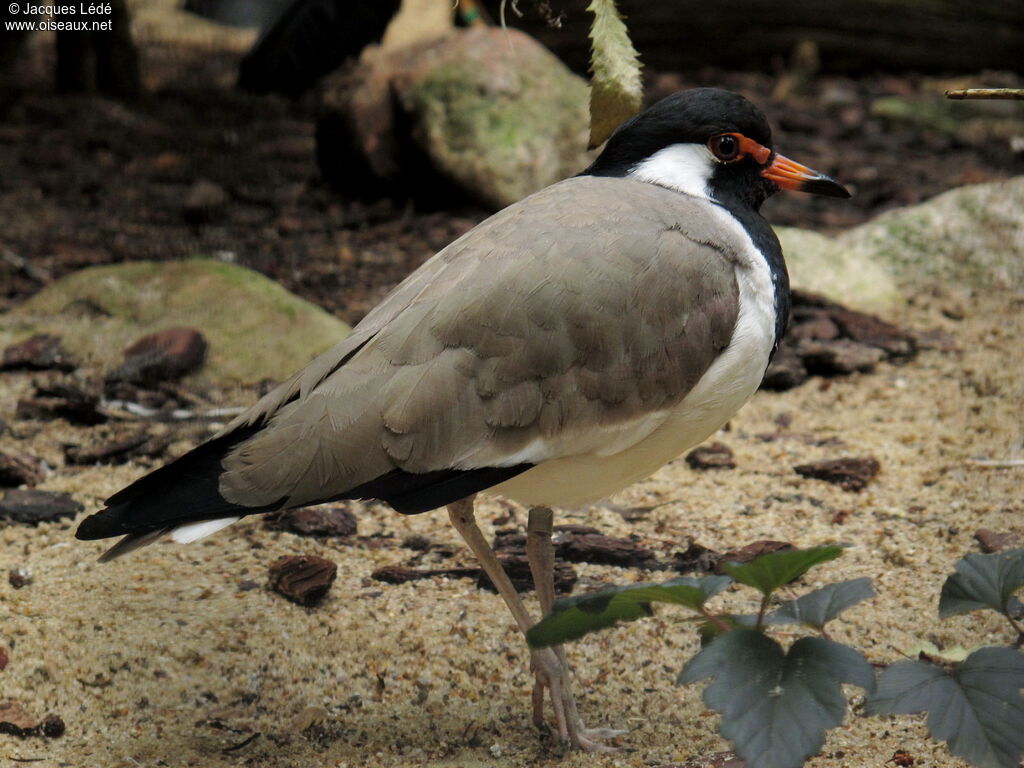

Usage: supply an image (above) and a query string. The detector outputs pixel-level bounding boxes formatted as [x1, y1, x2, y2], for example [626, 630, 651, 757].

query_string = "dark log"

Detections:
[485, 0, 1024, 75]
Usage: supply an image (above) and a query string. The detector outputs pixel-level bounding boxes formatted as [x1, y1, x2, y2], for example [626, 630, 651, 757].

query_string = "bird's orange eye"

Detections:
[708, 133, 742, 162]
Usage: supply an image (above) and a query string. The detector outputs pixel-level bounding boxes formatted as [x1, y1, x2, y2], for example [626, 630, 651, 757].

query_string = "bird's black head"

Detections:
[585, 87, 849, 211]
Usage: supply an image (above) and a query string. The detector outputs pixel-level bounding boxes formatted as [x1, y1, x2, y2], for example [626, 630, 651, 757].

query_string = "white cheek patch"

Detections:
[627, 143, 717, 199]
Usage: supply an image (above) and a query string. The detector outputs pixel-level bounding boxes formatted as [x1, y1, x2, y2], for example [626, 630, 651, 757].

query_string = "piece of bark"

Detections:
[0, 701, 64, 739]
[789, 315, 840, 342]
[0, 450, 44, 487]
[272, 506, 357, 538]
[108, 327, 207, 387]
[64, 429, 171, 466]
[0, 647, 7, 672]
[183, 179, 229, 224]
[0, 489, 83, 524]
[487, 0, 1024, 80]
[800, 339, 885, 375]
[553, 531, 658, 568]
[371, 565, 480, 585]
[686, 442, 736, 470]
[1, 334, 76, 372]
[718, 540, 795, 570]
[268, 556, 337, 606]
[17, 380, 105, 425]
[673, 541, 722, 574]
[913, 328, 959, 353]
[794, 457, 880, 491]
[490, 552, 578, 595]
[760, 344, 808, 391]
[974, 528, 1021, 553]
[828, 307, 916, 358]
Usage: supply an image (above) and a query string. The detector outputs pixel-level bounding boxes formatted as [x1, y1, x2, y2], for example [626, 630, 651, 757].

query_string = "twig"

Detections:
[221, 732, 260, 753]
[1, 246, 52, 283]
[965, 458, 1024, 468]
[102, 400, 246, 422]
[945, 88, 1024, 100]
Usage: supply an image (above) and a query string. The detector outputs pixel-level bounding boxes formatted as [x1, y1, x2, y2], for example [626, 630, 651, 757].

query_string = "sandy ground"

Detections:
[1, 278, 1021, 768]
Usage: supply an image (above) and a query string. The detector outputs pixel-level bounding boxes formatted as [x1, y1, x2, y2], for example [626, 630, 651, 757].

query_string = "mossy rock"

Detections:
[1, 260, 350, 386]
[399, 27, 590, 208]
[777, 226, 902, 312]
[777, 176, 1024, 310]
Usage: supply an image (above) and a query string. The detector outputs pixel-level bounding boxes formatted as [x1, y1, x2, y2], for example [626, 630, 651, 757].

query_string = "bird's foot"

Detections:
[530, 648, 625, 752]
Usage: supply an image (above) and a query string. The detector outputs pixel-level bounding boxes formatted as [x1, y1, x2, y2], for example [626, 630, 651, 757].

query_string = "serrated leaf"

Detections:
[865, 647, 1024, 768]
[902, 640, 978, 664]
[680, 631, 874, 768]
[526, 575, 731, 648]
[722, 546, 842, 598]
[586, 0, 642, 148]
[939, 549, 1024, 619]
[767, 578, 874, 629]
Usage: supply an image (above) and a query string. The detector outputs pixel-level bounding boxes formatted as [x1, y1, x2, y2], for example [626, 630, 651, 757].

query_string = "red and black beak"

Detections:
[761, 153, 850, 199]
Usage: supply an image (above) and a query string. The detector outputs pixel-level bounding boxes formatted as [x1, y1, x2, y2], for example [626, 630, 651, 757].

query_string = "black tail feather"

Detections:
[75, 426, 275, 541]
[77, 418, 534, 545]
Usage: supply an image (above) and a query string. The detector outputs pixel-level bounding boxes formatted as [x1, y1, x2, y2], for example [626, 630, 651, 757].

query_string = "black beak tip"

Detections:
[803, 175, 852, 199]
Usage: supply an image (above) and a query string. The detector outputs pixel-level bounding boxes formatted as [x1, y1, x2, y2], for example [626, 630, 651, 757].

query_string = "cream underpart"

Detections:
[491, 147, 777, 506]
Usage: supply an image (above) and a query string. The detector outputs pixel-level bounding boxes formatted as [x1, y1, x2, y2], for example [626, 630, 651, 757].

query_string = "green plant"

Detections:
[527, 546, 1024, 768]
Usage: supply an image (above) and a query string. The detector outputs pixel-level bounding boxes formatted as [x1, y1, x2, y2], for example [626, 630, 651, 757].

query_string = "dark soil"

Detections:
[1, 41, 1020, 323]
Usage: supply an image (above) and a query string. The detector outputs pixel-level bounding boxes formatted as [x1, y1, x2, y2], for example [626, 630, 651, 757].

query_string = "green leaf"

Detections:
[526, 575, 731, 648]
[722, 546, 842, 598]
[586, 0, 642, 148]
[767, 578, 874, 630]
[865, 647, 1024, 768]
[680, 631, 874, 768]
[938, 549, 1024, 619]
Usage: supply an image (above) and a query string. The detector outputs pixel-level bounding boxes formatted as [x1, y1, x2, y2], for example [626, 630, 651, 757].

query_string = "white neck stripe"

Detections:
[627, 143, 717, 200]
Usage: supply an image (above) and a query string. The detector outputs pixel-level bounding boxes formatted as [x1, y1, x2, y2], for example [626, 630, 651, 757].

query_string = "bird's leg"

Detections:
[526, 506, 623, 752]
[446, 497, 574, 748]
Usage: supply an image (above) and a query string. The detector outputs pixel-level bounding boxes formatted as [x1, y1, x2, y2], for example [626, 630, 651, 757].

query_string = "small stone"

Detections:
[237, 579, 260, 592]
[277, 506, 357, 538]
[108, 327, 208, 386]
[268, 556, 337, 606]
[1, 334, 76, 372]
[974, 528, 1020, 553]
[183, 179, 229, 224]
[794, 457, 881, 491]
[41, 714, 65, 738]
[0, 489, 83, 524]
[0, 647, 8, 671]
[0, 451, 44, 487]
[8, 567, 32, 589]
[685, 442, 736, 470]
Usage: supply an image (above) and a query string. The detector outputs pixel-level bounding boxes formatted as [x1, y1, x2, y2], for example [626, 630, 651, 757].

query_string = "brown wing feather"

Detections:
[217, 177, 741, 509]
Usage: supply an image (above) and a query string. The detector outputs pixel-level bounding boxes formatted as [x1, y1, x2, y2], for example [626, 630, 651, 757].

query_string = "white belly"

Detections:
[491, 258, 777, 507]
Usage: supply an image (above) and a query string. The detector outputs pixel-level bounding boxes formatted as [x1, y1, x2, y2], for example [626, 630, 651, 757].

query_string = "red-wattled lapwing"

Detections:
[77, 87, 849, 751]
